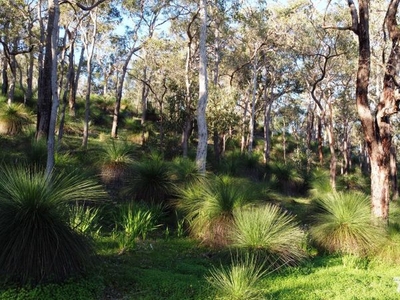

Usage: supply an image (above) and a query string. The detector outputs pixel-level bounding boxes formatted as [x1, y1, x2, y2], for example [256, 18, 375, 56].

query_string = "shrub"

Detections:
[230, 204, 306, 266]
[308, 168, 333, 198]
[0, 104, 32, 135]
[176, 175, 257, 247]
[112, 202, 161, 254]
[129, 153, 174, 204]
[0, 165, 105, 284]
[266, 161, 305, 195]
[99, 140, 136, 190]
[206, 253, 267, 300]
[69, 203, 102, 236]
[309, 191, 385, 255]
[170, 156, 202, 188]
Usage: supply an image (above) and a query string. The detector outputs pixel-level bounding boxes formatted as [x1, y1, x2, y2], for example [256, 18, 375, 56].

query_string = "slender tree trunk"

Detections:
[317, 114, 323, 164]
[111, 46, 140, 138]
[7, 55, 16, 105]
[140, 67, 148, 125]
[248, 56, 258, 154]
[26, 23, 34, 103]
[196, 0, 208, 173]
[240, 91, 249, 153]
[1, 56, 7, 95]
[182, 38, 193, 157]
[45, 0, 60, 175]
[37, 0, 55, 140]
[263, 76, 273, 164]
[326, 101, 337, 190]
[68, 45, 82, 117]
[82, 9, 98, 149]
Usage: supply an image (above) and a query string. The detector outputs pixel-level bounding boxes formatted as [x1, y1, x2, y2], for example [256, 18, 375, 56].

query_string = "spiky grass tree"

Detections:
[206, 253, 267, 300]
[267, 161, 305, 195]
[0, 165, 105, 284]
[99, 139, 136, 189]
[130, 153, 174, 204]
[230, 204, 305, 267]
[308, 168, 333, 198]
[0, 104, 32, 135]
[176, 176, 258, 247]
[170, 157, 202, 188]
[310, 191, 386, 255]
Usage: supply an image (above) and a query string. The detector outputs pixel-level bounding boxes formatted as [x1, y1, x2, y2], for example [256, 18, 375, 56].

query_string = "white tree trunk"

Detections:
[196, 0, 208, 173]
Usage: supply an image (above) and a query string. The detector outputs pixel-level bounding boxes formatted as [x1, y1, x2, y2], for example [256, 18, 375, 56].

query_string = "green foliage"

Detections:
[0, 104, 33, 135]
[218, 150, 262, 178]
[176, 175, 258, 247]
[170, 156, 202, 187]
[99, 139, 136, 165]
[338, 168, 370, 193]
[129, 153, 174, 203]
[0, 165, 106, 284]
[266, 161, 305, 195]
[206, 253, 267, 300]
[230, 204, 306, 266]
[310, 191, 386, 255]
[112, 203, 161, 254]
[69, 204, 102, 236]
[0, 275, 104, 300]
[24, 138, 47, 166]
[99, 140, 136, 193]
[308, 168, 333, 198]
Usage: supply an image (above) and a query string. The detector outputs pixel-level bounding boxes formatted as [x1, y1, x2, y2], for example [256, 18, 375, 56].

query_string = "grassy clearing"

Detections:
[1, 236, 399, 299]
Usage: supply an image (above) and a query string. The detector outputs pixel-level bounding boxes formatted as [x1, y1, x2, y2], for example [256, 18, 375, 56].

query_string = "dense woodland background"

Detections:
[2, 0, 400, 298]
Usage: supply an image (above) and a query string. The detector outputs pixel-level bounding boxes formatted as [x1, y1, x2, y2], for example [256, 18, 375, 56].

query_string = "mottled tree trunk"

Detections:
[45, 0, 60, 175]
[196, 0, 208, 173]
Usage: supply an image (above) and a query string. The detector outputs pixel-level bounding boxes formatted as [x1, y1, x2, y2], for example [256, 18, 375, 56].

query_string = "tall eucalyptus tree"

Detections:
[195, 0, 208, 173]
[329, 0, 400, 222]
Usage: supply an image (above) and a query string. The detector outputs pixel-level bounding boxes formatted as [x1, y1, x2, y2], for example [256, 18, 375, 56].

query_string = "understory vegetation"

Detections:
[0, 99, 399, 300]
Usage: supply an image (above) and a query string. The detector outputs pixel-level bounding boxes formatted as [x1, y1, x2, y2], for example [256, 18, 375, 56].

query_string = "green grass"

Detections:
[2, 237, 399, 299]
[265, 257, 400, 299]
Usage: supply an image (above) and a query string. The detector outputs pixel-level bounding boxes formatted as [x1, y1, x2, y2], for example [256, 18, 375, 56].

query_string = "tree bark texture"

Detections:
[196, 0, 208, 173]
[349, 0, 400, 222]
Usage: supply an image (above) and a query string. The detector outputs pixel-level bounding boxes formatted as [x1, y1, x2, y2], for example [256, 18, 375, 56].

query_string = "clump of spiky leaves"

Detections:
[99, 139, 136, 188]
[309, 191, 386, 255]
[170, 156, 202, 188]
[176, 175, 258, 247]
[308, 168, 333, 199]
[338, 168, 370, 193]
[206, 252, 267, 300]
[267, 161, 305, 195]
[0, 165, 106, 284]
[69, 203, 102, 237]
[129, 153, 174, 204]
[112, 202, 162, 254]
[218, 151, 262, 178]
[0, 104, 32, 135]
[230, 204, 306, 267]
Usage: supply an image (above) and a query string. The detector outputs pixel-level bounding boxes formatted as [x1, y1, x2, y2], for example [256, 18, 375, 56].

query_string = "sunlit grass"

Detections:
[230, 204, 306, 266]
[310, 191, 386, 255]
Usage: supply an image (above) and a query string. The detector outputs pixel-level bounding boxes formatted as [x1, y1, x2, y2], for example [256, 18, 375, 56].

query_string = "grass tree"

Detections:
[170, 156, 202, 188]
[310, 191, 386, 255]
[129, 153, 174, 204]
[99, 139, 136, 192]
[176, 175, 258, 247]
[230, 204, 306, 267]
[0, 165, 105, 284]
[206, 253, 267, 300]
[0, 104, 32, 135]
